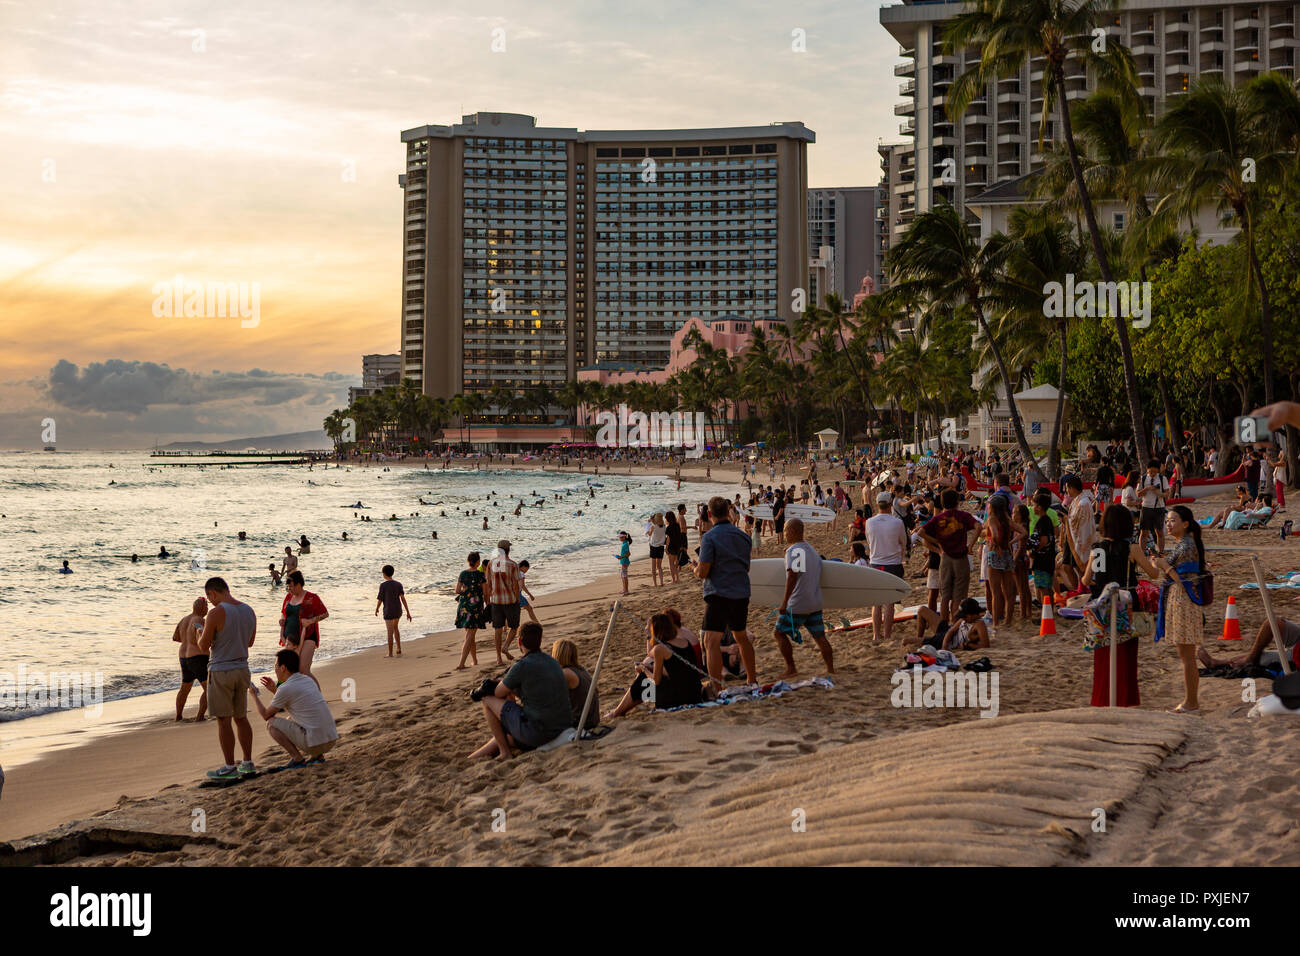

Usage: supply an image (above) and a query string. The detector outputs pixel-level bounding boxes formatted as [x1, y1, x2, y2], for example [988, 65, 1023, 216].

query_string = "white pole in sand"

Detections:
[1250, 554, 1294, 675]
[577, 600, 620, 736]
[1108, 585, 1118, 708]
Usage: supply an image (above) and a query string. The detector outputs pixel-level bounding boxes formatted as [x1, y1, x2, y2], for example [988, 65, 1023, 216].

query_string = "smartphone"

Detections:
[1234, 415, 1274, 447]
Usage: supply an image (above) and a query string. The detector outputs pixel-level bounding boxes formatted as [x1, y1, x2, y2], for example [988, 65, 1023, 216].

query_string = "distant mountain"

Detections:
[156, 430, 332, 452]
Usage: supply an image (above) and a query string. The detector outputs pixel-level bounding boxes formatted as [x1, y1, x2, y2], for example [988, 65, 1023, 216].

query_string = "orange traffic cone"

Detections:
[1218, 595, 1243, 641]
[1038, 595, 1057, 636]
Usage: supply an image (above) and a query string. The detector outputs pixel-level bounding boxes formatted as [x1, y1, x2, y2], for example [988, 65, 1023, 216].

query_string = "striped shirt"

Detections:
[485, 555, 523, 605]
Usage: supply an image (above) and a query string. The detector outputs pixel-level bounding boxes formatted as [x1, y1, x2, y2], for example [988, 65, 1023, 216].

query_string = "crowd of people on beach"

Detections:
[153, 400, 1300, 769]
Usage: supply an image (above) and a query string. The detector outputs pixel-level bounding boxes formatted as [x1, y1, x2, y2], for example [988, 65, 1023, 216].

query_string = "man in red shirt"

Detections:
[919, 489, 982, 625]
[484, 539, 523, 665]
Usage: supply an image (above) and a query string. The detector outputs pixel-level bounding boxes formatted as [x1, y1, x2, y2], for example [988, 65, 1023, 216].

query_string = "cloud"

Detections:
[46, 358, 351, 415]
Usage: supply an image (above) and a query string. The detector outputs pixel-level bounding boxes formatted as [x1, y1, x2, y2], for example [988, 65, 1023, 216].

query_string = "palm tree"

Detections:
[323, 409, 349, 449]
[556, 380, 584, 440]
[889, 203, 1036, 464]
[447, 394, 468, 447]
[945, 0, 1150, 462]
[468, 392, 490, 446]
[1152, 75, 1291, 405]
[996, 205, 1089, 477]
[805, 293, 884, 434]
[486, 385, 513, 425]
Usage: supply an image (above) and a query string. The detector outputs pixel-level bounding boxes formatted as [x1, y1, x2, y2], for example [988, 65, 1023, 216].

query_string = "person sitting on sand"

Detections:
[604, 613, 707, 719]
[552, 638, 599, 732]
[469, 621, 573, 759]
[909, 599, 990, 651]
[248, 649, 339, 768]
[1199, 616, 1300, 671]
[772, 518, 834, 679]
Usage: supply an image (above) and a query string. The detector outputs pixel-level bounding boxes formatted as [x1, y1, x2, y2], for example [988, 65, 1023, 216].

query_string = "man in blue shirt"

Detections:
[695, 496, 756, 686]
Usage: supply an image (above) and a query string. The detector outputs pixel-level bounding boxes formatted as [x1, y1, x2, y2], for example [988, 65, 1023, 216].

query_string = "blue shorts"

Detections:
[499, 700, 553, 750]
[775, 609, 825, 644]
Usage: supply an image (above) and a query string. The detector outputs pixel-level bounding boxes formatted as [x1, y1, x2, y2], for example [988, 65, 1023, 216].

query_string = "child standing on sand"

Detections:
[616, 531, 631, 594]
[518, 560, 539, 625]
[375, 564, 411, 657]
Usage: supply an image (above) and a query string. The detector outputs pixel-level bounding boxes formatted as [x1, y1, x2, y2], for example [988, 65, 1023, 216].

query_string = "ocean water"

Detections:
[0, 451, 731, 721]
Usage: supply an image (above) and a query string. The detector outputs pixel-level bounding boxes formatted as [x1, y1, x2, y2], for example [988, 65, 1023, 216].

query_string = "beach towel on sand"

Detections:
[654, 676, 834, 714]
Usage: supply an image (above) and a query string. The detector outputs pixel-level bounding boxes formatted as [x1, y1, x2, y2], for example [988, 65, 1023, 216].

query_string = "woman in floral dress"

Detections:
[1153, 506, 1210, 713]
[455, 551, 489, 670]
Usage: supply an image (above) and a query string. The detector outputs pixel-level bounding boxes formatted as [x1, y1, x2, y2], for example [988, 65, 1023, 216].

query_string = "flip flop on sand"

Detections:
[1169, 705, 1201, 714]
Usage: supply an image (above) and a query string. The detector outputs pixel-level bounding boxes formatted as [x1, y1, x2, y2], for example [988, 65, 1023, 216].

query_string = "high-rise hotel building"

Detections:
[399, 112, 813, 409]
[877, 0, 1300, 260]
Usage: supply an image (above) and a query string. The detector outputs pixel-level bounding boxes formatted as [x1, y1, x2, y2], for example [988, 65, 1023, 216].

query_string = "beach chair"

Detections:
[1228, 508, 1275, 530]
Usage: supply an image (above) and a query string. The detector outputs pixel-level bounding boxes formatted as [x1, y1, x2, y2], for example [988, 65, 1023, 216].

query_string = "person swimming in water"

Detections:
[58, 560, 72, 574]
[342, 531, 349, 540]
[131, 553, 139, 562]
[269, 564, 283, 585]
[159, 545, 170, 558]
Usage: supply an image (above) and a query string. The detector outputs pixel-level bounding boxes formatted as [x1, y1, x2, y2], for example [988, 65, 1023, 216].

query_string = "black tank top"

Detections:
[1089, 538, 1136, 599]
[655, 641, 703, 709]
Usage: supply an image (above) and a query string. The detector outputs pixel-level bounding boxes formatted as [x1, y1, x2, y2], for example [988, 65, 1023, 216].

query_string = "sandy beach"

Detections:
[3, 461, 1299, 866]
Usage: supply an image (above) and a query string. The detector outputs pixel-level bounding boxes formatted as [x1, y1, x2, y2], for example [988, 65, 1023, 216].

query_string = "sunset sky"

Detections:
[0, 0, 902, 447]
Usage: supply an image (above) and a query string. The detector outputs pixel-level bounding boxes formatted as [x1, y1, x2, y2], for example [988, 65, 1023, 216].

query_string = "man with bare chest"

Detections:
[173, 596, 209, 721]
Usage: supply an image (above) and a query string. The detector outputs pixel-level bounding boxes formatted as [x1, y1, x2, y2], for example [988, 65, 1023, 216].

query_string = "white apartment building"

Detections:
[879, 0, 1299, 251]
[878, 0, 1291, 449]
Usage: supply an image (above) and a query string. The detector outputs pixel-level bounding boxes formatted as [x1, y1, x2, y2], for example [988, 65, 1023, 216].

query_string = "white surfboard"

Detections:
[744, 504, 775, 521]
[783, 503, 836, 524]
[747, 558, 910, 610]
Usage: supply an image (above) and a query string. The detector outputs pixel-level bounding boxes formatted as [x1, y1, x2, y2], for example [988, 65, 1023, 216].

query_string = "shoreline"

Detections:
[0, 457, 735, 729]
[0, 567, 636, 842]
[5, 478, 1299, 866]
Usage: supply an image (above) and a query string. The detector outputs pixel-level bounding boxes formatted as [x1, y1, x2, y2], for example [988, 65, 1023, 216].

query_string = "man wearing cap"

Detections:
[484, 539, 524, 666]
[867, 492, 909, 642]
